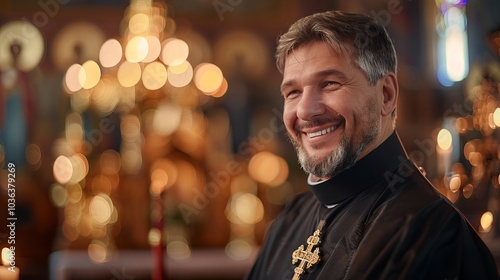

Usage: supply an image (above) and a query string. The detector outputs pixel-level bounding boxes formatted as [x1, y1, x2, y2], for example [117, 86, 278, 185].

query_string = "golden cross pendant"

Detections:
[291, 220, 324, 280]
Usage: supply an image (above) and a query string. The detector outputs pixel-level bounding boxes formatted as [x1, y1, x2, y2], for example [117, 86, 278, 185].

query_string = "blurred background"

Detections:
[0, 0, 500, 279]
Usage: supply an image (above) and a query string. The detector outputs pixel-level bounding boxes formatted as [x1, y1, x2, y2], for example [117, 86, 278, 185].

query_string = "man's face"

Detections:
[281, 41, 384, 180]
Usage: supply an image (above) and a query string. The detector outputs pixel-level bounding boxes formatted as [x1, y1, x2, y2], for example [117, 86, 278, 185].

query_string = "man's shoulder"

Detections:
[372, 161, 468, 225]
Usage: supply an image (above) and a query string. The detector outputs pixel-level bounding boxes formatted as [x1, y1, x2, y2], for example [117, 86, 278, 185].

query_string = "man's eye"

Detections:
[286, 90, 300, 97]
[324, 81, 340, 87]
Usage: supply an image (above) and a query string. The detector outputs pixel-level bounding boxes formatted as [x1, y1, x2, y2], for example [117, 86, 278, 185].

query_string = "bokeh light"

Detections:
[91, 78, 120, 116]
[161, 38, 189, 66]
[437, 128, 453, 150]
[89, 194, 113, 225]
[480, 211, 493, 232]
[208, 78, 228, 98]
[248, 151, 289, 186]
[167, 239, 191, 260]
[152, 102, 182, 136]
[64, 63, 84, 92]
[143, 35, 161, 63]
[462, 183, 474, 199]
[167, 61, 193, 88]
[88, 240, 109, 263]
[129, 13, 150, 34]
[449, 175, 461, 192]
[194, 63, 223, 93]
[125, 36, 149, 63]
[142, 61, 167, 90]
[69, 153, 89, 184]
[225, 239, 253, 260]
[66, 184, 83, 204]
[117, 61, 142, 87]
[100, 150, 121, 175]
[53, 155, 73, 184]
[229, 193, 264, 224]
[81, 60, 101, 89]
[99, 39, 123, 68]
[148, 228, 161, 246]
[2, 247, 12, 266]
[50, 184, 68, 208]
[493, 108, 500, 127]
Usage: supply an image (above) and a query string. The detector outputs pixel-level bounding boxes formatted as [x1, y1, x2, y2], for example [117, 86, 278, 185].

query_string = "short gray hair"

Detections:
[275, 11, 397, 85]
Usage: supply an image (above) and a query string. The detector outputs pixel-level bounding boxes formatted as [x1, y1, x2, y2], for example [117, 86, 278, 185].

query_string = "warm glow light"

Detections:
[449, 175, 461, 192]
[89, 194, 113, 225]
[194, 63, 224, 93]
[494, 108, 500, 127]
[167, 61, 193, 88]
[129, 13, 150, 34]
[248, 151, 288, 186]
[2, 247, 11, 266]
[167, 239, 191, 260]
[142, 61, 167, 90]
[100, 150, 121, 175]
[152, 102, 182, 135]
[53, 155, 73, 184]
[225, 239, 252, 260]
[463, 141, 476, 160]
[91, 78, 119, 116]
[121, 145, 142, 174]
[463, 183, 473, 199]
[143, 36, 161, 63]
[437, 128, 453, 150]
[151, 158, 178, 189]
[99, 39, 123, 68]
[455, 117, 468, 134]
[160, 38, 189, 66]
[121, 115, 141, 142]
[468, 152, 483, 167]
[65, 64, 84, 92]
[88, 240, 108, 263]
[150, 168, 168, 196]
[69, 153, 89, 184]
[445, 25, 468, 82]
[66, 183, 83, 204]
[209, 78, 228, 98]
[125, 36, 149, 63]
[81, 60, 101, 89]
[50, 184, 68, 208]
[480, 211, 494, 232]
[233, 193, 264, 224]
[148, 228, 161, 246]
[117, 61, 142, 87]
[70, 89, 91, 113]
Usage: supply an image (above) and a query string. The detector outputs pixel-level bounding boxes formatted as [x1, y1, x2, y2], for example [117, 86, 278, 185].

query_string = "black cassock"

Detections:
[245, 133, 499, 280]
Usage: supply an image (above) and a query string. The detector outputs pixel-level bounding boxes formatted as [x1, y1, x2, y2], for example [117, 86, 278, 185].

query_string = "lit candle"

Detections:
[0, 248, 19, 280]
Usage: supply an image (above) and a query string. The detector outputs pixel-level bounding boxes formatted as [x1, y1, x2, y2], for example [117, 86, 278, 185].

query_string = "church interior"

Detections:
[1, 0, 500, 279]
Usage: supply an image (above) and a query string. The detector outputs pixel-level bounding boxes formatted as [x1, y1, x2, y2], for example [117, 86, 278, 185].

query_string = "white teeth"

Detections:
[307, 126, 337, 138]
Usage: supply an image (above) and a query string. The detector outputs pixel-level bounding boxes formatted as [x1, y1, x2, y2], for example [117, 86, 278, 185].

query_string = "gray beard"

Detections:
[290, 124, 379, 179]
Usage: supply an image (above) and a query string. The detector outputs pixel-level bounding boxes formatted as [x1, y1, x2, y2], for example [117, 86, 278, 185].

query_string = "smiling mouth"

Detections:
[307, 125, 338, 138]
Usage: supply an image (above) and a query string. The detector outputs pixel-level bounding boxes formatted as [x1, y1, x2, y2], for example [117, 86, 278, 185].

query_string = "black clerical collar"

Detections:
[308, 132, 408, 206]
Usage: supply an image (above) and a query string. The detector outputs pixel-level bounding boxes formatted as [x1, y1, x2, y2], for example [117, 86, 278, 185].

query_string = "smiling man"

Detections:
[245, 11, 499, 280]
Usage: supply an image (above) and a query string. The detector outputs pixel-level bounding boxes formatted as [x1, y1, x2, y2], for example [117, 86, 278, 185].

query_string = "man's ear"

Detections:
[380, 72, 398, 117]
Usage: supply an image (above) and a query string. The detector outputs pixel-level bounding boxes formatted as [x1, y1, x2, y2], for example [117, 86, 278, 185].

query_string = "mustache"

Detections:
[294, 115, 345, 131]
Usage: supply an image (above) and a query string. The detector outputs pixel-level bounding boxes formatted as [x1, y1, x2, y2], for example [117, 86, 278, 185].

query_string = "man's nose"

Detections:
[296, 88, 325, 120]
